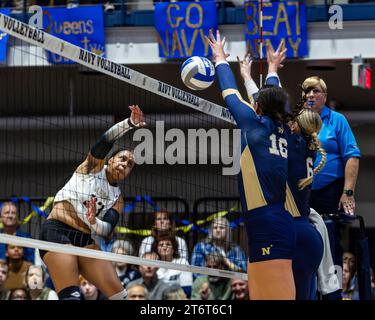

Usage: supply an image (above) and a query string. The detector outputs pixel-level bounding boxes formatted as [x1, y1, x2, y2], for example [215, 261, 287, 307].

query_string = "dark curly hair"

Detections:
[151, 230, 180, 260]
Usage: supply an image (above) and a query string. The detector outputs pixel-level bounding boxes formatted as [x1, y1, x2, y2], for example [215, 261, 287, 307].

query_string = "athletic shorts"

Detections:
[293, 216, 324, 300]
[245, 203, 296, 263]
[39, 219, 94, 260]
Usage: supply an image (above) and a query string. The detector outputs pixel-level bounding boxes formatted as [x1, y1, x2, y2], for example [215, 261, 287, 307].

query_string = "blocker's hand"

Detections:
[237, 53, 253, 82]
[205, 29, 230, 63]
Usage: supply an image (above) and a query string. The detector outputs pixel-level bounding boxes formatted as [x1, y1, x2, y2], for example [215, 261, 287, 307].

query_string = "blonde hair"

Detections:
[302, 76, 327, 94]
[296, 110, 326, 189]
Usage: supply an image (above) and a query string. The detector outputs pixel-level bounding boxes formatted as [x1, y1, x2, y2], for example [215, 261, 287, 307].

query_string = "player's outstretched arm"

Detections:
[238, 54, 259, 104]
[206, 30, 256, 128]
[77, 105, 146, 174]
[265, 41, 287, 87]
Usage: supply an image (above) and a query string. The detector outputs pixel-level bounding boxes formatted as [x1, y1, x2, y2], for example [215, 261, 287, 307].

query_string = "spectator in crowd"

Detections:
[139, 210, 188, 260]
[4, 245, 32, 290]
[79, 275, 106, 300]
[343, 251, 356, 272]
[26, 265, 58, 300]
[162, 285, 188, 300]
[8, 288, 30, 300]
[303, 76, 360, 298]
[230, 278, 249, 300]
[152, 231, 192, 297]
[0, 202, 35, 264]
[191, 254, 232, 300]
[0, 260, 10, 300]
[127, 283, 148, 300]
[127, 251, 170, 300]
[111, 239, 141, 288]
[343, 251, 358, 290]
[191, 217, 246, 279]
[342, 262, 359, 300]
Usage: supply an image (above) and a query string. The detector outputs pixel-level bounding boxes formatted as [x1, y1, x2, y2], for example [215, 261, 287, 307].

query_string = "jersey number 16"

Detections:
[269, 134, 288, 158]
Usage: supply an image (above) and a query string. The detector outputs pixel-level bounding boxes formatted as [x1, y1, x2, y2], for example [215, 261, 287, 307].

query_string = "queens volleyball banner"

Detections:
[155, 1, 217, 58]
[0, 8, 10, 64]
[245, 0, 308, 58]
[43, 5, 105, 64]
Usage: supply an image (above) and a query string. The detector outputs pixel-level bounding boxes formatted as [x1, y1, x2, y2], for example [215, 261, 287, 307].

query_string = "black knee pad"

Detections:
[58, 286, 82, 300]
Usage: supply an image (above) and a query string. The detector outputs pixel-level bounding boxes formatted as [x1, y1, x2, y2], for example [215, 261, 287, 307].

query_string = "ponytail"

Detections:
[295, 110, 326, 190]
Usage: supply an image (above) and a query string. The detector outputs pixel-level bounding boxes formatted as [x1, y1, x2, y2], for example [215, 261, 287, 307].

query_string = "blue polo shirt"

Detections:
[312, 106, 361, 190]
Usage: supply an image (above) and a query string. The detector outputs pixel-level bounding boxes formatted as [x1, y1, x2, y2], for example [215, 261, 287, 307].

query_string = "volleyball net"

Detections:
[0, 12, 248, 283]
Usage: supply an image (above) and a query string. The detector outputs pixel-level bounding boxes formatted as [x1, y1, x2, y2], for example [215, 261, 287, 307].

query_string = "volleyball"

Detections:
[181, 56, 215, 90]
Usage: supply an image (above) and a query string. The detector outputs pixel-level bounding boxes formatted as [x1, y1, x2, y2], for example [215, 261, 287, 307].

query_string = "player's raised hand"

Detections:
[129, 104, 146, 127]
[205, 29, 230, 63]
[267, 40, 287, 73]
[237, 53, 253, 82]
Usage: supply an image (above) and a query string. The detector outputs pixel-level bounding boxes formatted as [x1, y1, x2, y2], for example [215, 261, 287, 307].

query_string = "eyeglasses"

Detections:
[304, 88, 324, 95]
[158, 243, 173, 248]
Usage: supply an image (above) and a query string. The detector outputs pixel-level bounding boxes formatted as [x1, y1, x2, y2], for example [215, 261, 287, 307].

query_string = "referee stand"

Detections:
[324, 213, 372, 300]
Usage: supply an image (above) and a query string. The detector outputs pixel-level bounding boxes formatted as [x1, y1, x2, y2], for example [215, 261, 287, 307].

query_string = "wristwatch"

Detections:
[343, 189, 354, 196]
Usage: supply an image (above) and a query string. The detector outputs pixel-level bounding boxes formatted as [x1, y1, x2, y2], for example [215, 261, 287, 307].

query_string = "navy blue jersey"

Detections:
[216, 62, 289, 212]
[286, 134, 316, 217]
[262, 74, 315, 218]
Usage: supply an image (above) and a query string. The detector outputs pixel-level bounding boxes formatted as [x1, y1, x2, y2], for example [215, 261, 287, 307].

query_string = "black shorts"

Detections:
[39, 219, 94, 260]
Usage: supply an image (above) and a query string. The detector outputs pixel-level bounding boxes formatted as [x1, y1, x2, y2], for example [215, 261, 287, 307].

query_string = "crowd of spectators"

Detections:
[0, 201, 252, 300]
[2, 201, 374, 300]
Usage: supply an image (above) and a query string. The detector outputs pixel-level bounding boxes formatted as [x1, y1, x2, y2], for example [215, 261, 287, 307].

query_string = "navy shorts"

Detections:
[293, 217, 323, 300]
[39, 219, 94, 260]
[245, 203, 296, 263]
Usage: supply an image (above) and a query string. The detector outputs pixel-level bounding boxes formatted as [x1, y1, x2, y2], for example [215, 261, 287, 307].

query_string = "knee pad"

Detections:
[58, 286, 82, 300]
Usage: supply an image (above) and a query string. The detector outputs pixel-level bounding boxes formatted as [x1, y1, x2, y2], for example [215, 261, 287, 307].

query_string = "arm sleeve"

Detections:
[90, 118, 136, 159]
[215, 61, 257, 129]
[336, 114, 361, 162]
[90, 218, 113, 237]
[75, 201, 113, 236]
[265, 72, 281, 87]
[244, 78, 259, 103]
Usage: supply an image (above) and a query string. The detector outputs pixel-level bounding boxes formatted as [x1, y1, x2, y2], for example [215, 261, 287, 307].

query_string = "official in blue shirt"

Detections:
[302, 77, 360, 216]
[302, 76, 360, 299]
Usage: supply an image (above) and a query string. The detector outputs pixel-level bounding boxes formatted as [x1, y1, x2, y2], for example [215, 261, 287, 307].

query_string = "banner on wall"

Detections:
[43, 5, 105, 64]
[245, 0, 308, 58]
[154, 1, 218, 58]
[0, 8, 10, 64]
